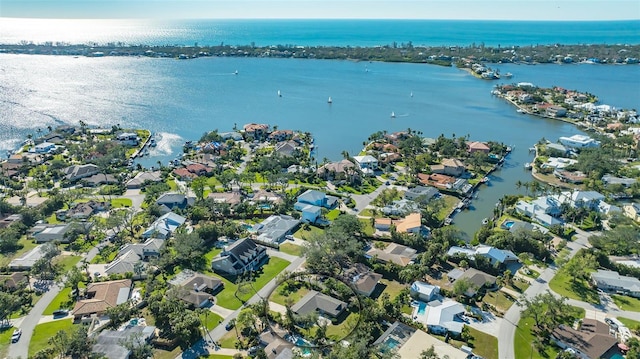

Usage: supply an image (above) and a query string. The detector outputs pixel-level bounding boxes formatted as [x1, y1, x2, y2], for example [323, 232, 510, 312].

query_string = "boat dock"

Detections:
[130, 132, 154, 160]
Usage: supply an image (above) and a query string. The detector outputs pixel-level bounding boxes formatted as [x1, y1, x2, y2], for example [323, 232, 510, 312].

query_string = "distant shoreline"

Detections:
[1, 43, 639, 66]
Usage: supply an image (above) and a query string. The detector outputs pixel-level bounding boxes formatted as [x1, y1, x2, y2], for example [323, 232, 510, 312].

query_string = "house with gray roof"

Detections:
[404, 186, 439, 203]
[32, 222, 93, 243]
[64, 164, 100, 182]
[291, 290, 347, 318]
[155, 193, 194, 212]
[93, 326, 156, 359]
[126, 171, 163, 189]
[410, 281, 440, 302]
[117, 238, 165, 261]
[602, 174, 637, 187]
[169, 270, 223, 308]
[142, 212, 186, 239]
[9, 245, 46, 270]
[447, 268, 497, 297]
[366, 243, 418, 267]
[104, 250, 144, 277]
[343, 263, 382, 297]
[211, 238, 268, 275]
[254, 215, 300, 245]
[591, 269, 640, 298]
[294, 189, 337, 224]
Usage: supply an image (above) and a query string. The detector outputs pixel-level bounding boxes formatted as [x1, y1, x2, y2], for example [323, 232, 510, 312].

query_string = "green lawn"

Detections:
[358, 208, 375, 217]
[212, 257, 290, 310]
[358, 218, 375, 237]
[43, 287, 73, 315]
[279, 243, 302, 257]
[514, 317, 559, 359]
[483, 290, 516, 312]
[326, 209, 341, 221]
[54, 255, 82, 275]
[326, 312, 359, 340]
[111, 198, 133, 208]
[466, 326, 498, 359]
[203, 355, 234, 359]
[29, 319, 74, 357]
[548, 269, 600, 304]
[612, 295, 640, 312]
[270, 285, 310, 306]
[203, 247, 222, 264]
[0, 326, 14, 358]
[439, 195, 460, 220]
[218, 330, 239, 349]
[293, 225, 325, 240]
[153, 347, 182, 359]
[617, 317, 640, 330]
[200, 311, 224, 331]
[166, 179, 178, 190]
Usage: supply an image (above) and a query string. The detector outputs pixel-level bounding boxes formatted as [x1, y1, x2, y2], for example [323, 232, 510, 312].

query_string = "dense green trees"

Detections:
[519, 290, 580, 351]
[589, 225, 640, 255]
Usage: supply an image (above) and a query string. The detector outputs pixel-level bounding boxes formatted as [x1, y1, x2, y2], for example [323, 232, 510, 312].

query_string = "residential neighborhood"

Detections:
[0, 118, 638, 359]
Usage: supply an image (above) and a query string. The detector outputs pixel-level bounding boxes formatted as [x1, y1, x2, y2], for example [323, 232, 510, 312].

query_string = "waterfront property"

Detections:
[404, 186, 439, 203]
[558, 134, 600, 149]
[353, 155, 379, 176]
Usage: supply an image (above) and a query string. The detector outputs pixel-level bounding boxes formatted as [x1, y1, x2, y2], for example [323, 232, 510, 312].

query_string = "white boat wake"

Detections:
[149, 132, 183, 156]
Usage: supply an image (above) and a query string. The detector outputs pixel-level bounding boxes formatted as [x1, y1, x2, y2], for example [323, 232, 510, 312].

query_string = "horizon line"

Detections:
[3, 16, 640, 21]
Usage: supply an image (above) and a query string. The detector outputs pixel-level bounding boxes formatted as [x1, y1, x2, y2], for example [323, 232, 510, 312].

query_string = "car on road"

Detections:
[11, 329, 22, 343]
[225, 321, 234, 331]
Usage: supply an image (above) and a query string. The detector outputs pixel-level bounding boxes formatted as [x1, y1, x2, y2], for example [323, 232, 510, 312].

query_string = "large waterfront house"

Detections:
[243, 123, 270, 141]
[404, 186, 439, 203]
[591, 270, 640, 298]
[447, 245, 518, 266]
[466, 141, 490, 154]
[291, 290, 347, 319]
[431, 158, 465, 177]
[72, 279, 132, 320]
[558, 134, 600, 149]
[375, 212, 426, 236]
[515, 197, 564, 227]
[353, 155, 379, 176]
[381, 199, 420, 216]
[211, 238, 268, 275]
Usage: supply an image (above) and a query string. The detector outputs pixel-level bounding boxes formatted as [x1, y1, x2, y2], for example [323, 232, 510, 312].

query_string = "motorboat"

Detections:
[327, 96, 332, 104]
[391, 111, 396, 118]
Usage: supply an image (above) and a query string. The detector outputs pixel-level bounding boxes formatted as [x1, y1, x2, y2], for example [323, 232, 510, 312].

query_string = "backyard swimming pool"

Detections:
[417, 302, 427, 315]
[503, 220, 515, 229]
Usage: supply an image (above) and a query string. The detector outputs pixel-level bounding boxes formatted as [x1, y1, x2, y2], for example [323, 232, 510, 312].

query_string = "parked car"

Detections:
[11, 329, 22, 343]
[225, 321, 234, 331]
[53, 309, 69, 317]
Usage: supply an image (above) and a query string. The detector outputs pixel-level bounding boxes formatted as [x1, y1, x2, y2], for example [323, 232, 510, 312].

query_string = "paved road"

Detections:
[177, 256, 306, 359]
[7, 237, 102, 359]
[497, 226, 597, 359]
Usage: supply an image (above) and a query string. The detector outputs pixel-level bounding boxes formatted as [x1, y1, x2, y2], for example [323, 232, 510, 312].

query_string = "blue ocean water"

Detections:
[0, 18, 639, 236]
[0, 18, 639, 47]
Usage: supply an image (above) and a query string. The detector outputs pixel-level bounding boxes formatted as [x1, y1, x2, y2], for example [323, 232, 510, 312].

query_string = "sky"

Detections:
[1, 0, 639, 20]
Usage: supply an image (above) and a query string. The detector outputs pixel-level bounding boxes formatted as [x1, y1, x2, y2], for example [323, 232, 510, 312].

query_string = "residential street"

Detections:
[177, 255, 306, 359]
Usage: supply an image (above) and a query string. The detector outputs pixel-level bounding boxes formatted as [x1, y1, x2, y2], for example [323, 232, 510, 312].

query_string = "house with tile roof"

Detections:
[466, 141, 490, 154]
[431, 158, 466, 177]
[72, 279, 132, 320]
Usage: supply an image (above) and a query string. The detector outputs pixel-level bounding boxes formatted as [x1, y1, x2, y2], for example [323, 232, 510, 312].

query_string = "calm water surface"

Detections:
[0, 55, 638, 237]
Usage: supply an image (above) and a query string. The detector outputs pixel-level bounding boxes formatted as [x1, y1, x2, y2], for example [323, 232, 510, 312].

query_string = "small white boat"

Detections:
[278, 90, 282, 97]
[482, 177, 490, 183]
[327, 97, 332, 104]
[391, 111, 396, 118]
[503, 72, 513, 78]
[524, 162, 532, 170]
[482, 218, 489, 225]
[410, 92, 413, 97]
[517, 108, 527, 114]
[234, 70, 238, 75]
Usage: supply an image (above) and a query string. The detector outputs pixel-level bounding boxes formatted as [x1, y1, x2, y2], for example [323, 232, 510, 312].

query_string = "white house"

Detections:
[116, 132, 140, 146]
[558, 134, 600, 149]
[30, 142, 56, 154]
[424, 300, 466, 335]
[352, 155, 379, 176]
[142, 212, 186, 239]
[410, 281, 440, 302]
[591, 270, 640, 298]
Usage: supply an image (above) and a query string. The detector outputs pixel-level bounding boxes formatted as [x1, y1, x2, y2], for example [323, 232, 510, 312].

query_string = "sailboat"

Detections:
[391, 111, 396, 118]
[234, 70, 238, 75]
[277, 90, 282, 97]
[327, 97, 332, 104]
[410, 92, 413, 97]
